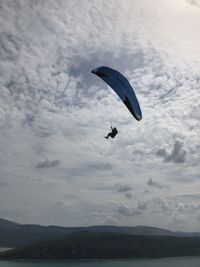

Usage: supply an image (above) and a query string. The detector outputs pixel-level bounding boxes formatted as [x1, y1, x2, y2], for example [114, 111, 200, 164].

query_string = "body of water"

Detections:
[0, 248, 13, 252]
[1, 257, 200, 267]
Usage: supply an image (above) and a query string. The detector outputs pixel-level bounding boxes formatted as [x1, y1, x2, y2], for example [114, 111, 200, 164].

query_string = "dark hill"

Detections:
[0, 218, 69, 247]
[0, 218, 21, 228]
[1, 218, 200, 247]
[1, 231, 200, 260]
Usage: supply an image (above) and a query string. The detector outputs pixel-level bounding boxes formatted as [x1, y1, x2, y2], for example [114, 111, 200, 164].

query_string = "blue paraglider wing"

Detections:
[91, 66, 142, 121]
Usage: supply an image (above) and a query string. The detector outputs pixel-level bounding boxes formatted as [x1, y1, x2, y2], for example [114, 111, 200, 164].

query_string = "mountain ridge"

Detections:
[0, 218, 200, 247]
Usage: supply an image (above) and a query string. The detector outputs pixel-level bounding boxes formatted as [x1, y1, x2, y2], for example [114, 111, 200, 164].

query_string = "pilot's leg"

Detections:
[105, 132, 112, 139]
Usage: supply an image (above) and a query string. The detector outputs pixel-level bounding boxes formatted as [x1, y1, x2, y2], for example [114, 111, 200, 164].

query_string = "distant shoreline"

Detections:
[1, 255, 200, 262]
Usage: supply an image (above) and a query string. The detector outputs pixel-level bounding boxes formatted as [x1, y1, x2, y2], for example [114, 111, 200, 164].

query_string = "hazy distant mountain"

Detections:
[0, 218, 200, 247]
[0, 218, 69, 247]
[1, 231, 200, 260]
[0, 218, 21, 228]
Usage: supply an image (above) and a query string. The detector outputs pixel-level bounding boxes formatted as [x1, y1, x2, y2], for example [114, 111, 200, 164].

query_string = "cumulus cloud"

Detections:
[117, 201, 148, 217]
[152, 197, 168, 211]
[36, 159, 60, 169]
[147, 178, 166, 189]
[124, 192, 133, 199]
[186, 0, 200, 7]
[137, 201, 148, 210]
[114, 183, 133, 193]
[116, 203, 142, 217]
[175, 202, 188, 212]
[151, 196, 200, 223]
[156, 140, 187, 163]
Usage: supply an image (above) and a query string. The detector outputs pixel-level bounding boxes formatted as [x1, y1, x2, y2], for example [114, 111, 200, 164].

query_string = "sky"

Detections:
[0, 0, 200, 232]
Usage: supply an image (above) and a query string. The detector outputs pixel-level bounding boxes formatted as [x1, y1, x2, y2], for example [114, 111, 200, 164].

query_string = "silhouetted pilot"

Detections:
[105, 126, 118, 139]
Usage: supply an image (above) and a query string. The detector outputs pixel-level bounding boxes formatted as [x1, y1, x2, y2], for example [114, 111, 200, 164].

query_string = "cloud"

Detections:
[186, 0, 200, 7]
[36, 159, 60, 169]
[156, 140, 187, 163]
[114, 183, 133, 193]
[152, 197, 168, 211]
[124, 192, 133, 199]
[63, 161, 113, 179]
[137, 201, 147, 210]
[147, 178, 166, 189]
[116, 203, 142, 217]
[175, 194, 200, 200]
[175, 202, 188, 212]
[104, 215, 117, 225]
[151, 196, 200, 221]
[113, 183, 134, 199]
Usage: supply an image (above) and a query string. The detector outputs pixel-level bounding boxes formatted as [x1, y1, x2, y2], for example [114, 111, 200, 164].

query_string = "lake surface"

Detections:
[0, 248, 13, 252]
[1, 257, 200, 267]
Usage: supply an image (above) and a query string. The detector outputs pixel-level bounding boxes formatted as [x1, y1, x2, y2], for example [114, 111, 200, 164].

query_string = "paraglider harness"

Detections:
[105, 126, 118, 139]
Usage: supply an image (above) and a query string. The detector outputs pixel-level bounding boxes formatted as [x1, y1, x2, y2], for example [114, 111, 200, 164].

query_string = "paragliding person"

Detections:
[91, 66, 142, 139]
[105, 126, 118, 139]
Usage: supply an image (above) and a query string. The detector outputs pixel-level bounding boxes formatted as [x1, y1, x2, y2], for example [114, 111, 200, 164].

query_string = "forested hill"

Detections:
[1, 231, 200, 260]
[1, 217, 200, 247]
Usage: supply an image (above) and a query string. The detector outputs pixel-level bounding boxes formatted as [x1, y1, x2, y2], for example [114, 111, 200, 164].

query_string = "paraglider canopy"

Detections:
[91, 66, 142, 121]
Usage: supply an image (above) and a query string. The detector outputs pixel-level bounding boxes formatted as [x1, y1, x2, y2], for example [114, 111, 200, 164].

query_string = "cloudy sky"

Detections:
[0, 0, 200, 232]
